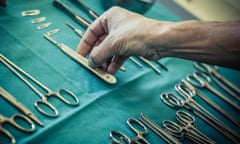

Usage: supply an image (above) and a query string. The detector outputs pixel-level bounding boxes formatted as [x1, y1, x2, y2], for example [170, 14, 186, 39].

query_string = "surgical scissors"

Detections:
[160, 92, 240, 143]
[194, 62, 240, 97]
[163, 110, 216, 144]
[186, 71, 240, 111]
[0, 87, 43, 126]
[179, 80, 240, 128]
[0, 113, 35, 144]
[140, 113, 181, 144]
[0, 54, 80, 117]
[110, 118, 150, 144]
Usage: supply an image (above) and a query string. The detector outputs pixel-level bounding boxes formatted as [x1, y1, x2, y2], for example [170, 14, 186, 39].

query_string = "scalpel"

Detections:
[44, 34, 117, 84]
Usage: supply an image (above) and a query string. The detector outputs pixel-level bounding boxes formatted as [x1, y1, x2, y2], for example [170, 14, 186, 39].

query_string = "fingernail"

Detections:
[88, 56, 98, 68]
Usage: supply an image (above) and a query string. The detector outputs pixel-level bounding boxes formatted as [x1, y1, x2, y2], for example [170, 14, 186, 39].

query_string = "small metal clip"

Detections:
[37, 22, 52, 30]
[31, 17, 46, 24]
[46, 29, 60, 36]
[21, 9, 40, 16]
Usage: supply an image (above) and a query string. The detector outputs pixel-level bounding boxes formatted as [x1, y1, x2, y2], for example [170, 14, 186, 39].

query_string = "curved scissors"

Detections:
[110, 118, 149, 144]
[160, 92, 240, 143]
[162, 111, 215, 144]
[180, 80, 240, 128]
[176, 110, 216, 144]
[0, 113, 35, 144]
[194, 62, 240, 96]
[186, 71, 240, 111]
[0, 54, 80, 117]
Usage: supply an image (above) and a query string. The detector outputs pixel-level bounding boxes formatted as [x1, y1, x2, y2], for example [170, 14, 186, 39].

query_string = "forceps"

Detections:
[110, 118, 150, 144]
[187, 71, 240, 111]
[194, 62, 240, 98]
[0, 54, 80, 117]
[179, 80, 240, 128]
[160, 92, 240, 143]
[163, 110, 216, 144]
[140, 113, 181, 144]
[0, 113, 35, 144]
[0, 87, 43, 126]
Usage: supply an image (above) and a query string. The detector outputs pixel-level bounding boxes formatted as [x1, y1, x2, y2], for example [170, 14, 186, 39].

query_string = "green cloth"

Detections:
[0, 0, 239, 143]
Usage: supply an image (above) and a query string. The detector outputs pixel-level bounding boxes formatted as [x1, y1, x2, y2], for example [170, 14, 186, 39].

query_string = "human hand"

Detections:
[77, 7, 168, 74]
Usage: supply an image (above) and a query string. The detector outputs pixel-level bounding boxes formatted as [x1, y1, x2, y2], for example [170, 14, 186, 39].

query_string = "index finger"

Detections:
[77, 13, 109, 56]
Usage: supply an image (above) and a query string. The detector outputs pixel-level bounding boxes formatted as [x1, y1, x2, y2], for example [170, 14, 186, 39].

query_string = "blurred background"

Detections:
[157, 0, 240, 21]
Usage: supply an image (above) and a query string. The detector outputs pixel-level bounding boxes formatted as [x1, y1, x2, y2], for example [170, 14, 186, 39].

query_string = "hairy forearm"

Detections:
[155, 20, 240, 69]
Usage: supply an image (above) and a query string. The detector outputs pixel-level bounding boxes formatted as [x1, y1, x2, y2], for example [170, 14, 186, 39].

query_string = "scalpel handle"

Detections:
[59, 43, 117, 84]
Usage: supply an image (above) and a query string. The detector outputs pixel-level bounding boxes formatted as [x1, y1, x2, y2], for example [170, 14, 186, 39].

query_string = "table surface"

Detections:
[0, 0, 239, 143]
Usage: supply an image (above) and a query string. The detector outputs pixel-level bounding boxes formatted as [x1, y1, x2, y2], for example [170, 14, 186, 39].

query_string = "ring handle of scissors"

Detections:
[127, 118, 148, 136]
[109, 130, 130, 144]
[186, 71, 211, 88]
[194, 62, 212, 74]
[34, 99, 59, 117]
[175, 83, 195, 99]
[162, 120, 184, 139]
[0, 127, 16, 144]
[176, 110, 195, 127]
[160, 93, 184, 109]
[55, 88, 80, 106]
[9, 114, 35, 133]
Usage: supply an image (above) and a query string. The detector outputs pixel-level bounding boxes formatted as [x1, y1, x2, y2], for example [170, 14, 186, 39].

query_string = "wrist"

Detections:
[151, 20, 211, 57]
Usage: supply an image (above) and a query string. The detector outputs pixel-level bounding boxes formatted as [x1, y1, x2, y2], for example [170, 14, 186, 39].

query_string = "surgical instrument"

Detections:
[160, 93, 240, 143]
[187, 71, 240, 111]
[139, 56, 161, 74]
[0, 54, 80, 117]
[155, 61, 168, 71]
[0, 87, 43, 126]
[53, 0, 90, 29]
[46, 28, 60, 36]
[70, 0, 99, 19]
[163, 110, 216, 144]
[66, 22, 84, 37]
[31, 17, 46, 24]
[21, 9, 40, 16]
[140, 113, 181, 144]
[65, 22, 126, 72]
[0, 113, 35, 144]
[194, 62, 240, 100]
[37, 22, 52, 30]
[180, 79, 240, 127]
[69, 1, 168, 72]
[129, 57, 143, 68]
[43, 34, 117, 84]
[110, 118, 150, 144]
[54, 1, 129, 72]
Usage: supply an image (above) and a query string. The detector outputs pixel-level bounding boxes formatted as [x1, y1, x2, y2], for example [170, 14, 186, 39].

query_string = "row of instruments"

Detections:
[109, 63, 240, 143]
[1, 1, 168, 143]
[110, 110, 216, 144]
[1, 0, 239, 143]
[0, 54, 80, 143]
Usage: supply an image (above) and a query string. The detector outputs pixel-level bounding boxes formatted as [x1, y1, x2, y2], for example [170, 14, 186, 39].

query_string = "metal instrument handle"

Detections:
[162, 120, 184, 138]
[109, 130, 130, 144]
[55, 88, 80, 106]
[10, 114, 35, 132]
[127, 118, 148, 136]
[176, 110, 195, 127]
[0, 127, 16, 144]
[34, 99, 59, 117]
[140, 113, 181, 144]
[43, 34, 117, 84]
[186, 71, 211, 88]
[160, 93, 184, 109]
